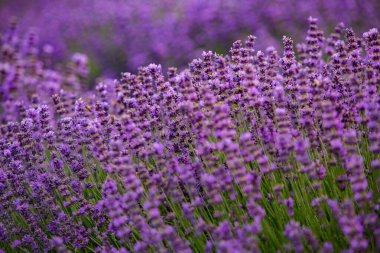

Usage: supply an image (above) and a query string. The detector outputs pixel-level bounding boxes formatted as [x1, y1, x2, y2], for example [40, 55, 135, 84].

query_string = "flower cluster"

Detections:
[0, 17, 379, 253]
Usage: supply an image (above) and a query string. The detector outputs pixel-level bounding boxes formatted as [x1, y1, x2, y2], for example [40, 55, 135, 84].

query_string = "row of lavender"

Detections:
[1, 0, 380, 74]
[0, 18, 379, 252]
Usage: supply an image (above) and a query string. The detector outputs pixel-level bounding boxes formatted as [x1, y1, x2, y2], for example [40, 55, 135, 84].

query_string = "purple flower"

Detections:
[11, 239, 21, 249]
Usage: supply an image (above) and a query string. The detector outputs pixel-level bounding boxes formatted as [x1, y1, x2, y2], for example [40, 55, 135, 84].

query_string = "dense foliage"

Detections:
[0, 17, 379, 252]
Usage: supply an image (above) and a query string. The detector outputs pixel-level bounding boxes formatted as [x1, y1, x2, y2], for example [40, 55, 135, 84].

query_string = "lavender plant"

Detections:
[0, 17, 379, 253]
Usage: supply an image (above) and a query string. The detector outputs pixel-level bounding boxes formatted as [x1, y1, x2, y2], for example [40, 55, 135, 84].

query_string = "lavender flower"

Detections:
[0, 16, 379, 253]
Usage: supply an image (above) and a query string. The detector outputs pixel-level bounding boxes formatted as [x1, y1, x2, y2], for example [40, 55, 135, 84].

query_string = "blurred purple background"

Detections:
[1, 0, 380, 77]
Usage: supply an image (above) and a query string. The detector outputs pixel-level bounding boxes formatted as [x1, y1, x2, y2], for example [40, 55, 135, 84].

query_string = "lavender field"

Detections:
[0, 1, 380, 253]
